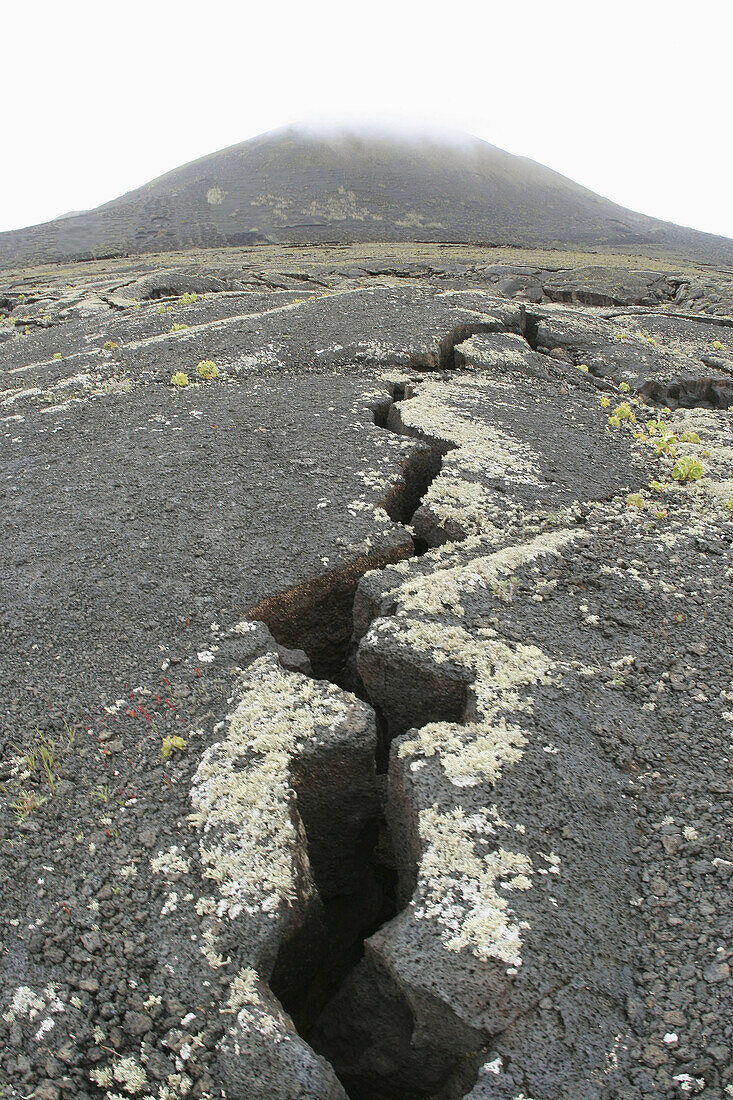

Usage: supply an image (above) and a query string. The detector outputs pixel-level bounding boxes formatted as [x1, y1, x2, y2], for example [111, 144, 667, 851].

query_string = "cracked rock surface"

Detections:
[1, 244, 732, 1100]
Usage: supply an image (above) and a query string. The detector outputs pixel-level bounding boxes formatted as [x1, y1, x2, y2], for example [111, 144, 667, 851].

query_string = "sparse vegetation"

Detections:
[103, 340, 118, 350]
[169, 322, 188, 333]
[609, 402, 636, 424]
[11, 789, 47, 822]
[197, 359, 219, 380]
[672, 456, 704, 482]
[170, 372, 189, 388]
[161, 735, 186, 759]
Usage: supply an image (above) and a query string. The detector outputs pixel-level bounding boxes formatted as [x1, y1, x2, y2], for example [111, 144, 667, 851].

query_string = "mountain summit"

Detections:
[2, 124, 732, 266]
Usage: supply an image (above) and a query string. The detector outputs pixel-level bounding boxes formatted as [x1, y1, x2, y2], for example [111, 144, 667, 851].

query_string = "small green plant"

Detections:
[712, 340, 725, 351]
[653, 433, 677, 458]
[38, 736, 56, 792]
[91, 783, 109, 802]
[169, 323, 188, 333]
[611, 402, 636, 423]
[490, 578, 516, 602]
[724, 500, 733, 511]
[679, 430, 701, 444]
[618, 381, 630, 393]
[103, 340, 118, 350]
[158, 304, 175, 314]
[53, 352, 62, 360]
[170, 372, 189, 388]
[161, 735, 186, 759]
[649, 479, 667, 493]
[645, 422, 678, 455]
[599, 395, 611, 408]
[11, 789, 47, 822]
[196, 359, 219, 380]
[180, 292, 198, 305]
[12, 740, 37, 774]
[626, 492, 645, 510]
[576, 362, 589, 372]
[672, 456, 704, 483]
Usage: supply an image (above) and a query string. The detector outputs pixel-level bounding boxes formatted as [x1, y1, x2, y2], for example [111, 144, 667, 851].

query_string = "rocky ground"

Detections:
[1, 244, 732, 1100]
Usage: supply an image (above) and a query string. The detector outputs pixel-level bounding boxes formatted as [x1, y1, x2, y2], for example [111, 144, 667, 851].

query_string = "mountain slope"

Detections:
[2, 124, 732, 267]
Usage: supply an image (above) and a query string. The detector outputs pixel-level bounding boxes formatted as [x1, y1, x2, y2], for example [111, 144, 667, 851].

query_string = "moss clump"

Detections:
[609, 401, 636, 425]
[197, 359, 219, 380]
[170, 372, 189, 388]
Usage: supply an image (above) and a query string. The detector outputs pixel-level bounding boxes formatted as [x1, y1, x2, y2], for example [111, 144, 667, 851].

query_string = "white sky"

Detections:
[2, 0, 731, 240]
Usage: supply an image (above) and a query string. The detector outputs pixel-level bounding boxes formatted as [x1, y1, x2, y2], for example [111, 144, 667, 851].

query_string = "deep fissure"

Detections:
[263, 370, 473, 1098]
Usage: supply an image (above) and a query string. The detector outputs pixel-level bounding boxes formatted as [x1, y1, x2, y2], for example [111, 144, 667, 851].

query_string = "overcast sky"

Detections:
[2, 0, 731, 240]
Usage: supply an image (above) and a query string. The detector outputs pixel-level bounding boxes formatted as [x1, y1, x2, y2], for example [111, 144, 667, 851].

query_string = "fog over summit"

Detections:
[2, 122, 732, 268]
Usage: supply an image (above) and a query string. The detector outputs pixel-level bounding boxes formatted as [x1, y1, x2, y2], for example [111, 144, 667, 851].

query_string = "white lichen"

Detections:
[415, 805, 533, 967]
[189, 656, 357, 920]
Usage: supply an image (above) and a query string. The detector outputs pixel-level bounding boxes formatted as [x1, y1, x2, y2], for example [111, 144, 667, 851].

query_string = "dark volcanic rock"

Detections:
[0, 246, 732, 1100]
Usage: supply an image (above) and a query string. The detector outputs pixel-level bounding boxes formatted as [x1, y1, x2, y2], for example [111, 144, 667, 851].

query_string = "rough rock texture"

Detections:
[1, 244, 732, 1100]
[2, 126, 733, 268]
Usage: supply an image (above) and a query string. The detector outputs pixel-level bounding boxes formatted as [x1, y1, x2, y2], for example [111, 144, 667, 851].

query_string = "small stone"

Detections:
[124, 1009, 153, 1036]
[703, 961, 730, 983]
[34, 1084, 60, 1100]
[642, 1043, 668, 1067]
[81, 931, 102, 953]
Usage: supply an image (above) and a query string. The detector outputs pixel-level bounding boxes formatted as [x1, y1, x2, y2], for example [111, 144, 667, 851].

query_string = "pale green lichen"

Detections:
[150, 845, 191, 878]
[383, 618, 553, 788]
[415, 805, 533, 966]
[392, 529, 578, 618]
[189, 654, 357, 921]
[397, 375, 542, 484]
